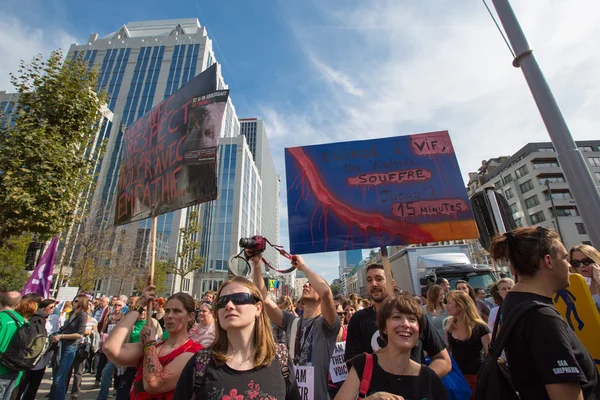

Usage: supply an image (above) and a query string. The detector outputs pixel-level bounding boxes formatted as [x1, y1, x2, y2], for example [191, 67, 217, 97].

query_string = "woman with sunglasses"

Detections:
[103, 286, 201, 400]
[174, 277, 301, 399]
[569, 244, 600, 312]
[49, 294, 89, 400]
[188, 300, 216, 347]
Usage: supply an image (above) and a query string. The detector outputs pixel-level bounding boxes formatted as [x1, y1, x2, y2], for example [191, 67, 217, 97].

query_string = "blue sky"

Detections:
[2, 0, 600, 283]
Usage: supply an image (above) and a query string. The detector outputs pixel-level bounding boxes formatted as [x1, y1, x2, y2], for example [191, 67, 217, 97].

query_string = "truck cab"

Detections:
[420, 263, 498, 295]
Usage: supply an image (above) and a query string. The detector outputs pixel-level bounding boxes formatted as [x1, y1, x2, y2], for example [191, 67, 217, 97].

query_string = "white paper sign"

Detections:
[56, 286, 79, 302]
[329, 341, 348, 383]
[294, 365, 314, 400]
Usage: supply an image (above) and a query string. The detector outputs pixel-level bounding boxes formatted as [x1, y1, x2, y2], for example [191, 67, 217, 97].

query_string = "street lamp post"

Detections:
[491, 0, 600, 247]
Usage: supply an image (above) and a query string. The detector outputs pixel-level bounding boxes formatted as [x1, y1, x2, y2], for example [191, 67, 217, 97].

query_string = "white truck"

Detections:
[389, 244, 498, 296]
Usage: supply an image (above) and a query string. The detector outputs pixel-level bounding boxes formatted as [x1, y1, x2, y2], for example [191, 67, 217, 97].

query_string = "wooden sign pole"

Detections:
[380, 246, 395, 296]
[147, 215, 158, 323]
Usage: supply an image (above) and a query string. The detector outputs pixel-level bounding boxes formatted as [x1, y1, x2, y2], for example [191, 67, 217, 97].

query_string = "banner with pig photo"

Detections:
[284, 131, 478, 254]
[115, 64, 230, 225]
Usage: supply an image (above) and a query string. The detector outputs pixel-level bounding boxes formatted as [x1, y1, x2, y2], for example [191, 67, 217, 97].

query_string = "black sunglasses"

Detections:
[216, 293, 258, 310]
[571, 258, 595, 268]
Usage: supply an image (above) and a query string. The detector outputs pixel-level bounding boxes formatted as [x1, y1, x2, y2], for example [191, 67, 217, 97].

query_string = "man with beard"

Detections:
[345, 264, 452, 378]
[252, 253, 340, 400]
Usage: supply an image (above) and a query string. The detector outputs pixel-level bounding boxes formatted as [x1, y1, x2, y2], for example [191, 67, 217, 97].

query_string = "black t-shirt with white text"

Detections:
[349, 353, 448, 400]
[501, 291, 599, 400]
[174, 352, 301, 400]
[344, 305, 446, 363]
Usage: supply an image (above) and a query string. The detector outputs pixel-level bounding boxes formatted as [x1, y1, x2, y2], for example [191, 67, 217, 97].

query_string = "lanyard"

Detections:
[294, 316, 318, 364]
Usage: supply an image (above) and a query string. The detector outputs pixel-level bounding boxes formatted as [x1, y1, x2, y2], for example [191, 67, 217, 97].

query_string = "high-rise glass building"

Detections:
[65, 19, 241, 295]
[239, 118, 280, 269]
[339, 249, 363, 279]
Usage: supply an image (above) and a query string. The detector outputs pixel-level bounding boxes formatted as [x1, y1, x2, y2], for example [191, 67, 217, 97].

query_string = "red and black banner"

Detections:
[115, 64, 229, 225]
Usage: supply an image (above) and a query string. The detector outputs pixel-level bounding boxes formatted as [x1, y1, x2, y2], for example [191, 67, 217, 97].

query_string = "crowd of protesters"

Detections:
[0, 228, 599, 399]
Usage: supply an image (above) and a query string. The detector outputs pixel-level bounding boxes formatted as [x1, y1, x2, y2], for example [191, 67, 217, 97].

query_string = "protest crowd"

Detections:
[0, 228, 598, 400]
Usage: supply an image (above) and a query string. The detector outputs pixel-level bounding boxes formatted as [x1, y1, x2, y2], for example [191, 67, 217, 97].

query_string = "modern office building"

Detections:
[239, 118, 281, 269]
[339, 249, 363, 279]
[467, 141, 600, 249]
[0, 91, 19, 127]
[193, 135, 263, 295]
[64, 19, 241, 296]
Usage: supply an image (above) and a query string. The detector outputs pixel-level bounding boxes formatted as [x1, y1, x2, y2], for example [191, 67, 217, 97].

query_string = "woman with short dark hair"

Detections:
[335, 294, 447, 400]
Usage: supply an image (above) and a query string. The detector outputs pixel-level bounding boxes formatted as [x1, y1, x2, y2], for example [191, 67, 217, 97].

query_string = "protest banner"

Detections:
[114, 64, 228, 226]
[284, 131, 478, 254]
[295, 366, 314, 400]
[553, 273, 600, 371]
[329, 342, 348, 383]
[56, 286, 79, 302]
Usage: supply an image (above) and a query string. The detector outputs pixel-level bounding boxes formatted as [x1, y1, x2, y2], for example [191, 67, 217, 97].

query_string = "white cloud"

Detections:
[264, 0, 600, 282]
[0, 12, 78, 91]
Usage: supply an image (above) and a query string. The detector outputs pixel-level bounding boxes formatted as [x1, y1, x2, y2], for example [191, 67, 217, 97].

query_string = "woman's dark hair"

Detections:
[490, 227, 562, 277]
[377, 294, 424, 343]
[456, 280, 476, 302]
[489, 283, 502, 306]
[39, 299, 56, 310]
[22, 292, 43, 305]
[167, 292, 196, 331]
[73, 295, 89, 314]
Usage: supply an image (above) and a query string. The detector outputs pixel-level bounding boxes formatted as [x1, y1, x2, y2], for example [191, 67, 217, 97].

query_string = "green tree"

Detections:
[167, 210, 204, 292]
[0, 234, 30, 291]
[0, 50, 106, 244]
[135, 259, 170, 296]
[330, 284, 342, 297]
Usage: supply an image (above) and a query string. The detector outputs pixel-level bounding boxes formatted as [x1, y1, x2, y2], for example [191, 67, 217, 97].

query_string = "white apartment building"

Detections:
[467, 141, 600, 250]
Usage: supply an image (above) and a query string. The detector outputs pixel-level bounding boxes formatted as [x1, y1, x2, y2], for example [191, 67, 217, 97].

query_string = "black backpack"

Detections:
[476, 301, 549, 400]
[0, 311, 49, 371]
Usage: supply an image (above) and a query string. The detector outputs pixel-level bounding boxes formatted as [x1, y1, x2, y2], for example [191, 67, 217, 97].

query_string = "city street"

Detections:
[37, 369, 105, 400]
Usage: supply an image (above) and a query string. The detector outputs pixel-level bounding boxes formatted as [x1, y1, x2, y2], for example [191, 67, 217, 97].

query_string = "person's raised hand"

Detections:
[136, 285, 156, 308]
[365, 392, 405, 400]
[291, 255, 307, 271]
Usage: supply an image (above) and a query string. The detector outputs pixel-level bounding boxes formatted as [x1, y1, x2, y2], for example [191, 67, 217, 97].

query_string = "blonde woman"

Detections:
[569, 244, 600, 311]
[445, 290, 491, 399]
[422, 284, 449, 338]
[174, 277, 300, 399]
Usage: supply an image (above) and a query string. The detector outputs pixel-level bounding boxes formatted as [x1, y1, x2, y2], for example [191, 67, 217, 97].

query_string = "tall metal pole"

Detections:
[546, 180, 565, 243]
[491, 0, 600, 247]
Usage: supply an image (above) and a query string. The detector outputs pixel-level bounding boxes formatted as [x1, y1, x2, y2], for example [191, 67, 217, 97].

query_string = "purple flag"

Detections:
[22, 235, 59, 298]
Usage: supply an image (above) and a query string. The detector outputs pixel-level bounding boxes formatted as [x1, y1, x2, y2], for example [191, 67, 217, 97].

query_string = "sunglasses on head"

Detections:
[216, 293, 258, 310]
[571, 258, 595, 268]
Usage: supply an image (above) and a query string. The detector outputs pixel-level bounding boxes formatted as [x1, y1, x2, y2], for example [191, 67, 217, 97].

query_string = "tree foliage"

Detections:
[330, 284, 342, 297]
[0, 50, 106, 244]
[0, 234, 30, 291]
[167, 210, 204, 292]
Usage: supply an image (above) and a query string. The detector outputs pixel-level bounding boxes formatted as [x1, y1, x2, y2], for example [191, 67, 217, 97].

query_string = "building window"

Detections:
[524, 195, 540, 209]
[539, 175, 566, 185]
[545, 191, 572, 201]
[578, 146, 593, 152]
[588, 157, 600, 167]
[575, 223, 587, 235]
[532, 160, 559, 169]
[515, 165, 529, 179]
[503, 174, 513, 185]
[520, 179, 534, 194]
[514, 217, 523, 227]
[505, 188, 514, 200]
[183, 278, 190, 292]
[552, 207, 579, 217]
[530, 211, 546, 224]
[509, 203, 519, 215]
[494, 180, 502, 190]
[583, 241, 592, 246]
